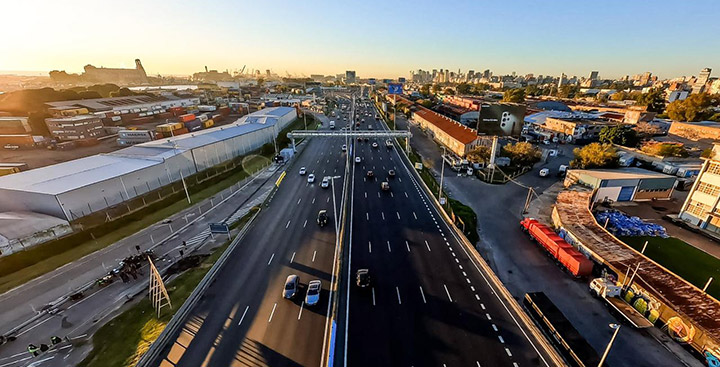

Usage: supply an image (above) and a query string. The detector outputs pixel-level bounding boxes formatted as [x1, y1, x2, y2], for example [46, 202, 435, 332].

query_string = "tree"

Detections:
[431, 84, 442, 94]
[456, 83, 472, 95]
[557, 85, 580, 99]
[110, 87, 135, 97]
[502, 88, 525, 103]
[501, 142, 541, 167]
[78, 91, 102, 99]
[702, 148, 713, 158]
[633, 122, 662, 137]
[598, 125, 639, 147]
[640, 141, 689, 158]
[636, 88, 666, 113]
[257, 78, 265, 88]
[525, 85, 541, 96]
[466, 146, 491, 164]
[418, 99, 434, 108]
[444, 88, 455, 95]
[666, 93, 713, 121]
[420, 84, 431, 96]
[570, 143, 618, 169]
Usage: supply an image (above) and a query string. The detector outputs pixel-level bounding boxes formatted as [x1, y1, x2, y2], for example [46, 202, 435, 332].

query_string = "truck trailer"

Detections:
[589, 278, 653, 328]
[520, 218, 593, 278]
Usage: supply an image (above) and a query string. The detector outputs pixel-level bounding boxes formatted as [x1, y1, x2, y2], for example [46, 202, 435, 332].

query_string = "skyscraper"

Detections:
[693, 68, 712, 94]
[588, 71, 599, 80]
[345, 70, 356, 84]
[558, 73, 567, 88]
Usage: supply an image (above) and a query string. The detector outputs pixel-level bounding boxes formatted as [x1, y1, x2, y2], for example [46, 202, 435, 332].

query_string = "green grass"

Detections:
[0, 154, 270, 295]
[620, 236, 720, 299]
[78, 207, 259, 367]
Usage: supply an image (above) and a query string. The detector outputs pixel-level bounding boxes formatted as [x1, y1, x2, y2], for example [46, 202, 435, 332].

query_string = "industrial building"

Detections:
[564, 168, 677, 202]
[668, 121, 720, 142]
[679, 143, 720, 231]
[0, 107, 296, 223]
[541, 116, 621, 143]
[46, 95, 200, 115]
[411, 106, 481, 157]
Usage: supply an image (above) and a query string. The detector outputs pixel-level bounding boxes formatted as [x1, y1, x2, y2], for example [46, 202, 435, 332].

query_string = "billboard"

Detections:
[476, 103, 525, 136]
[388, 83, 403, 95]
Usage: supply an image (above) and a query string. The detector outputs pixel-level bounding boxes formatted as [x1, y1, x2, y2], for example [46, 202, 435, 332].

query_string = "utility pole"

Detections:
[438, 147, 446, 203]
[598, 324, 621, 367]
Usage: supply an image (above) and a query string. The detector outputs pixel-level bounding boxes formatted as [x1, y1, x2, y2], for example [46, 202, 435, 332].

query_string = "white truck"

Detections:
[329, 121, 335, 129]
[589, 278, 653, 328]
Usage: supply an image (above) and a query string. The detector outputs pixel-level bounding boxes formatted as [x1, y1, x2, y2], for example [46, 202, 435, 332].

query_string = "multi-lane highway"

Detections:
[148, 114, 349, 366]
[146, 94, 558, 367]
[339, 98, 555, 366]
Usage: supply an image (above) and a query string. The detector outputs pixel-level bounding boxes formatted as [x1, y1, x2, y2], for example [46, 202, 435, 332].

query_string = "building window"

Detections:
[707, 162, 720, 175]
[686, 200, 711, 217]
[697, 182, 720, 197]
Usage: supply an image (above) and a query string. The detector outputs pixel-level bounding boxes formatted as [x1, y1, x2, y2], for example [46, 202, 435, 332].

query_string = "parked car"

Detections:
[539, 168, 550, 177]
[306, 280, 322, 306]
[283, 275, 299, 299]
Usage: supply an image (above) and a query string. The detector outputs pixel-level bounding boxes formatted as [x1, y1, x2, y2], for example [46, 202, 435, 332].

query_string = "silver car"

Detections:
[283, 275, 299, 299]
[306, 280, 321, 306]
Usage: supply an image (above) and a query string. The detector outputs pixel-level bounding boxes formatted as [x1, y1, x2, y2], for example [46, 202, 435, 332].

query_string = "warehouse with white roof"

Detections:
[0, 107, 296, 223]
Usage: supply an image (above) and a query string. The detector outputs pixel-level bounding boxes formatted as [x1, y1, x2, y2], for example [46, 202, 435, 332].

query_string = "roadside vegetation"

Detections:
[78, 207, 259, 367]
[570, 143, 618, 169]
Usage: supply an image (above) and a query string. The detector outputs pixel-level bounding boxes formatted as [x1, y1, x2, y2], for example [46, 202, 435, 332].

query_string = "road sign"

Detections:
[209, 223, 230, 234]
[388, 83, 403, 95]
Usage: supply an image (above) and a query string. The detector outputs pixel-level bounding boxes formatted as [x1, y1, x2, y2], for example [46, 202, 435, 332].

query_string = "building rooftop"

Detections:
[45, 115, 101, 122]
[0, 211, 69, 241]
[569, 167, 675, 180]
[554, 190, 720, 341]
[672, 120, 720, 128]
[45, 95, 192, 112]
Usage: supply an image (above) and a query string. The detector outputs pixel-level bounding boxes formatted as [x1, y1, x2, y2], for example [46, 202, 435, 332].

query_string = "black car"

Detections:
[356, 269, 371, 288]
[366, 170, 374, 178]
[317, 210, 328, 227]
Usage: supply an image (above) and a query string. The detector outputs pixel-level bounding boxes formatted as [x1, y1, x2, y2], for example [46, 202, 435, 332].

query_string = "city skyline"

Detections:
[1, 0, 719, 79]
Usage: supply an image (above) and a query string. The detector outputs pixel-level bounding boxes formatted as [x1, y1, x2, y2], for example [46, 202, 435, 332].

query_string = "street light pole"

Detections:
[439, 147, 446, 202]
[598, 324, 621, 367]
[171, 143, 191, 204]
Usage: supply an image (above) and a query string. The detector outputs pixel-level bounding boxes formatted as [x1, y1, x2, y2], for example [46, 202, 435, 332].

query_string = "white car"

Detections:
[321, 177, 330, 188]
[306, 280, 322, 306]
[342, 144, 347, 152]
[539, 168, 550, 177]
[307, 174, 316, 183]
[355, 156, 361, 164]
[299, 167, 307, 175]
[372, 142, 378, 148]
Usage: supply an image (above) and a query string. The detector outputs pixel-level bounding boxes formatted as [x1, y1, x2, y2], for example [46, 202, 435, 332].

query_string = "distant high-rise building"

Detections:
[468, 70, 475, 82]
[639, 71, 652, 86]
[693, 67, 712, 94]
[345, 70, 356, 84]
[558, 73, 567, 88]
[588, 71, 599, 80]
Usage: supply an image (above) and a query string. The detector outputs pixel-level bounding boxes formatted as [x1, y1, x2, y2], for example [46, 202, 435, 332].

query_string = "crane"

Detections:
[239, 65, 246, 75]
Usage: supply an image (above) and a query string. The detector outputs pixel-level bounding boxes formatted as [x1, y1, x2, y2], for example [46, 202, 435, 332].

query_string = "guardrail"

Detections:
[135, 208, 261, 367]
[377, 107, 568, 367]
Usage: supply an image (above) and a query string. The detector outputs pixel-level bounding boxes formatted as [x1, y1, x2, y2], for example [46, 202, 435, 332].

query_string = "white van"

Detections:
[329, 121, 335, 129]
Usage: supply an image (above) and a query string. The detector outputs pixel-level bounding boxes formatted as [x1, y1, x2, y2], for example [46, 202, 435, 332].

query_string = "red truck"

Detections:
[520, 218, 593, 278]
[179, 113, 196, 123]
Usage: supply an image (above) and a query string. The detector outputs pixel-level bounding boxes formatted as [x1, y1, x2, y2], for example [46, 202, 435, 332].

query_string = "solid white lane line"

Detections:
[486, 313, 492, 320]
[466, 278, 471, 284]
[405, 192, 408, 198]
[475, 294, 481, 300]
[499, 336, 505, 343]
[372, 287, 376, 305]
[327, 197, 330, 203]
[396, 212, 401, 220]
[399, 177, 402, 182]
[470, 285, 475, 291]
[481, 303, 486, 310]
[303, 219, 308, 228]
[459, 265, 463, 270]
[267, 253, 275, 265]
[286, 220, 291, 229]
[391, 192, 394, 197]
[413, 212, 417, 220]
[366, 212, 369, 220]
[419, 286, 427, 303]
[377, 192, 381, 198]
[312, 197, 316, 204]
[298, 302, 305, 320]
[237, 306, 249, 325]
[492, 324, 498, 332]
[365, 192, 367, 198]
[463, 271, 467, 277]
[396, 287, 402, 304]
[290, 252, 296, 263]
[368, 241, 372, 253]
[312, 250, 317, 262]
[505, 348, 513, 357]
[387, 240, 392, 252]
[405, 241, 411, 252]
[476, 362, 482, 367]
[425, 240, 431, 251]
[443, 284, 453, 302]
[381, 212, 385, 220]
[297, 198, 302, 205]
[268, 303, 277, 322]
[455, 258, 460, 263]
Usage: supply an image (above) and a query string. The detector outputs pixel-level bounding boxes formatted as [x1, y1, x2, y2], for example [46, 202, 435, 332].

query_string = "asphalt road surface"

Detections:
[149, 116, 348, 367]
[340, 100, 553, 367]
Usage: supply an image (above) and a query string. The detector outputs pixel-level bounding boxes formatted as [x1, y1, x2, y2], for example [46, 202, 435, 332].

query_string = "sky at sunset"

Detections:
[2, 0, 719, 79]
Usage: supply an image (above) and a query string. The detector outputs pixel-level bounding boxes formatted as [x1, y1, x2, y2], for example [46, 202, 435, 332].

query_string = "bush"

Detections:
[640, 141, 689, 158]
[501, 142, 541, 167]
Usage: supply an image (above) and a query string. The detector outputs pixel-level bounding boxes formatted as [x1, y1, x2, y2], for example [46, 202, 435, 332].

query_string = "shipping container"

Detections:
[520, 218, 593, 277]
[173, 127, 189, 136]
[197, 114, 209, 123]
[155, 122, 184, 133]
[56, 141, 77, 150]
[0, 167, 21, 177]
[198, 105, 217, 112]
[179, 114, 196, 123]
[184, 119, 203, 132]
[76, 138, 100, 147]
[203, 119, 214, 129]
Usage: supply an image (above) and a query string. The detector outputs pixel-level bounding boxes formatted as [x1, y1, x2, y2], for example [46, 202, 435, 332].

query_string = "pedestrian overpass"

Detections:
[286, 130, 413, 151]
